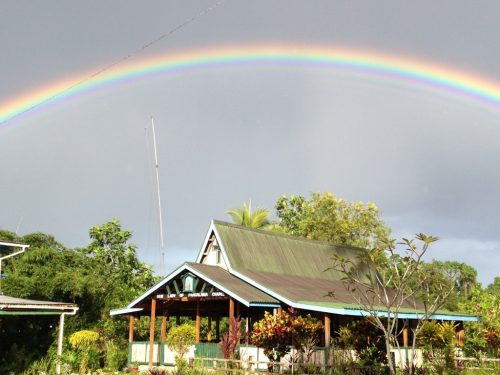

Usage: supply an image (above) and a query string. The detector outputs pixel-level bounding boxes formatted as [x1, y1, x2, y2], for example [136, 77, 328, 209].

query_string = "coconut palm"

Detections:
[225, 200, 271, 228]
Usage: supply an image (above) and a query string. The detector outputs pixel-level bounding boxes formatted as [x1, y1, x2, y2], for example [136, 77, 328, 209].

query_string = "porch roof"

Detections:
[111, 262, 280, 316]
[0, 294, 77, 315]
[185, 262, 280, 306]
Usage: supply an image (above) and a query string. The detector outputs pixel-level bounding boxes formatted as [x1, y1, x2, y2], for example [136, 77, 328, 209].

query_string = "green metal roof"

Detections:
[213, 220, 374, 283]
[211, 221, 479, 321]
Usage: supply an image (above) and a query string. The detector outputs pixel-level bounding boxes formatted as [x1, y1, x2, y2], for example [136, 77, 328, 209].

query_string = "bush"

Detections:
[104, 340, 128, 371]
[166, 324, 196, 360]
[69, 329, 100, 374]
[417, 321, 457, 372]
[336, 318, 386, 366]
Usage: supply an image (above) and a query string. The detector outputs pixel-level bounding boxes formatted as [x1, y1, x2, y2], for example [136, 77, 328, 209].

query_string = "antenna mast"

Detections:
[151, 117, 165, 275]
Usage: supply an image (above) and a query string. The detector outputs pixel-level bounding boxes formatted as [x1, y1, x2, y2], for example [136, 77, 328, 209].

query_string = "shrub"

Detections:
[104, 340, 128, 371]
[69, 329, 100, 374]
[252, 308, 323, 372]
[417, 321, 457, 372]
[336, 318, 386, 366]
[166, 324, 196, 360]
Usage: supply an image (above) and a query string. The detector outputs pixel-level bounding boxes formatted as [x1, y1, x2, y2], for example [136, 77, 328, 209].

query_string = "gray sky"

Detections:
[1, 1, 499, 285]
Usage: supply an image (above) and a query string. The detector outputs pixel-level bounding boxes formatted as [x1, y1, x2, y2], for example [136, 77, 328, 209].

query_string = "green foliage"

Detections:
[336, 318, 387, 366]
[21, 353, 55, 375]
[459, 287, 500, 357]
[486, 276, 500, 296]
[166, 323, 196, 360]
[69, 330, 100, 374]
[86, 219, 156, 313]
[226, 201, 271, 228]
[104, 339, 128, 371]
[417, 321, 457, 370]
[0, 219, 156, 374]
[275, 192, 391, 256]
[418, 261, 479, 311]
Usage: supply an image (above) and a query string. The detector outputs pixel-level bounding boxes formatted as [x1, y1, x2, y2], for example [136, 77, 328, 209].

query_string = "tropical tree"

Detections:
[486, 277, 500, 296]
[330, 234, 455, 375]
[226, 200, 271, 228]
[418, 260, 479, 311]
[0, 220, 156, 374]
[275, 193, 391, 260]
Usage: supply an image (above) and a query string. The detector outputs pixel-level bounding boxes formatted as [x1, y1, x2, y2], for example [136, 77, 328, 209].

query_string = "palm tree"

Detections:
[225, 200, 271, 229]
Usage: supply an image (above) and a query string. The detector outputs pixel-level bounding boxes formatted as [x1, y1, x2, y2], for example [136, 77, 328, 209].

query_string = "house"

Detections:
[111, 220, 478, 368]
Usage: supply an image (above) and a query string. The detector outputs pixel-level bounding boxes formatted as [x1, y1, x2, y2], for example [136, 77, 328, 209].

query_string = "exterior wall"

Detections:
[129, 342, 195, 366]
[201, 245, 228, 270]
[391, 348, 424, 368]
[238, 345, 269, 370]
[130, 341, 424, 370]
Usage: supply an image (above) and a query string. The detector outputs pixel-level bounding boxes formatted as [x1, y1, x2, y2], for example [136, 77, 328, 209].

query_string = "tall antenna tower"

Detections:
[151, 117, 165, 275]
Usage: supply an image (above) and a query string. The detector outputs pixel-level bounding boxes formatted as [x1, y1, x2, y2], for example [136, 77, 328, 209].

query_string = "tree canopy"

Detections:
[275, 192, 391, 252]
[0, 220, 156, 373]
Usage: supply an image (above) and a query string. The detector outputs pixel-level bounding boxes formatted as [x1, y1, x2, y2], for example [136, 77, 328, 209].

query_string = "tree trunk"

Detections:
[385, 336, 395, 375]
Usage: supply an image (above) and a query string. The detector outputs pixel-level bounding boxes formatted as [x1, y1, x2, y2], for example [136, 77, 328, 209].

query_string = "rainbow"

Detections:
[2, 45, 500, 125]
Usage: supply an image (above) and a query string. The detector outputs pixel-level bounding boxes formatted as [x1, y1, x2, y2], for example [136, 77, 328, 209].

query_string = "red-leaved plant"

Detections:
[220, 316, 242, 359]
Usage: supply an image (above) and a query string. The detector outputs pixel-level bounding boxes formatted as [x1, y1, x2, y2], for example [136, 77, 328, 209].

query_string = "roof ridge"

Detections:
[212, 219, 368, 252]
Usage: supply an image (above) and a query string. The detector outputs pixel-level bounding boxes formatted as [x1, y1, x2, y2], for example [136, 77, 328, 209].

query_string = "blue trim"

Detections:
[429, 314, 480, 322]
[249, 302, 281, 307]
[341, 308, 480, 321]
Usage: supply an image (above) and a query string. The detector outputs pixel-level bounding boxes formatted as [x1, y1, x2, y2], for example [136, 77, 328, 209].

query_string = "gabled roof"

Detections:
[196, 221, 479, 321]
[198, 220, 376, 309]
[204, 220, 375, 282]
[111, 261, 280, 316]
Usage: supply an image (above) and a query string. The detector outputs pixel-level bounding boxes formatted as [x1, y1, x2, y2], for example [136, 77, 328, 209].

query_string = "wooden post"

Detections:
[324, 313, 331, 347]
[128, 315, 135, 343]
[403, 320, 409, 347]
[229, 298, 235, 332]
[195, 301, 201, 343]
[215, 315, 220, 341]
[457, 323, 465, 347]
[149, 298, 157, 369]
[229, 298, 235, 320]
[161, 314, 168, 343]
[207, 316, 212, 342]
[246, 317, 250, 345]
[277, 306, 283, 315]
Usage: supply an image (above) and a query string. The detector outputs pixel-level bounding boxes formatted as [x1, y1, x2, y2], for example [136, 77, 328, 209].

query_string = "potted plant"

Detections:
[129, 360, 139, 373]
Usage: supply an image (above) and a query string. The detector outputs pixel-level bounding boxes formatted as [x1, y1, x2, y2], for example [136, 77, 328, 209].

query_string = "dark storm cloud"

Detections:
[1, 1, 499, 285]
